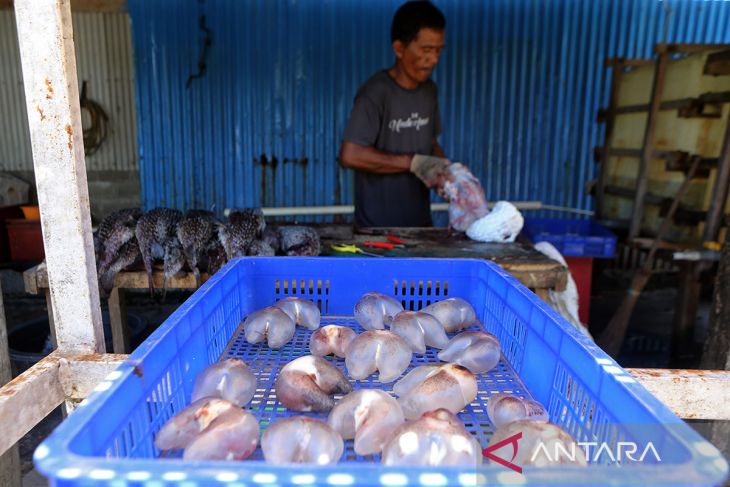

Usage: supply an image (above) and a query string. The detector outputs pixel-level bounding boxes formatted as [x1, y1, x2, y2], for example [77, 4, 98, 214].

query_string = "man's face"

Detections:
[393, 28, 445, 85]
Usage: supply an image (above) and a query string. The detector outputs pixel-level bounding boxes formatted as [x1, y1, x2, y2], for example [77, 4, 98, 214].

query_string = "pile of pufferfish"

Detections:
[94, 207, 320, 296]
[154, 293, 587, 467]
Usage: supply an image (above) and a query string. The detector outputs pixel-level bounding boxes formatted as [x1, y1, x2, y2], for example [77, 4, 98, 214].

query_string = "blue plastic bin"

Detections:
[34, 258, 727, 486]
[523, 218, 617, 258]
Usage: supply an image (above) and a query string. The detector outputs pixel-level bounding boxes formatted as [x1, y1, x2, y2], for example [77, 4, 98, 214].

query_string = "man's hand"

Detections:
[410, 154, 450, 188]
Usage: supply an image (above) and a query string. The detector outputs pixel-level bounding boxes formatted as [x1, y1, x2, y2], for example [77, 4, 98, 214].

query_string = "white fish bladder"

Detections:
[345, 330, 412, 383]
[354, 292, 404, 330]
[421, 298, 477, 333]
[487, 393, 549, 428]
[191, 358, 257, 407]
[273, 296, 321, 330]
[276, 355, 352, 412]
[309, 325, 357, 358]
[182, 408, 259, 461]
[393, 363, 477, 420]
[262, 416, 344, 465]
[389, 311, 449, 353]
[437, 331, 501, 374]
[327, 389, 405, 455]
[381, 409, 483, 466]
[242, 306, 295, 348]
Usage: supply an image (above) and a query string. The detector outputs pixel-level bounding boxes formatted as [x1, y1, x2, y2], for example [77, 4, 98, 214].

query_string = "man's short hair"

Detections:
[391, 1, 446, 45]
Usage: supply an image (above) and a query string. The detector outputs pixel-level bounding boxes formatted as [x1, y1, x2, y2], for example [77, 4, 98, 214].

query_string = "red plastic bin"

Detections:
[6, 218, 45, 261]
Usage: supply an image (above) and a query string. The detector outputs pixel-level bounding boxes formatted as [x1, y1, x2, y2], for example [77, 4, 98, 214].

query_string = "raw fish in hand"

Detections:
[354, 292, 404, 330]
[154, 398, 236, 450]
[243, 306, 295, 348]
[262, 416, 344, 465]
[381, 409, 483, 466]
[327, 389, 405, 455]
[488, 420, 586, 466]
[487, 393, 549, 428]
[183, 408, 259, 461]
[273, 297, 321, 330]
[389, 311, 448, 353]
[345, 330, 412, 383]
[191, 358, 257, 407]
[276, 355, 352, 412]
[393, 363, 477, 420]
[421, 298, 476, 333]
[310, 325, 357, 358]
[437, 331, 501, 374]
[441, 163, 489, 232]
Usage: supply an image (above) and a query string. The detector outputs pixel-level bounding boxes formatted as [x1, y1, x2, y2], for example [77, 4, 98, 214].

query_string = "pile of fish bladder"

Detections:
[155, 294, 586, 466]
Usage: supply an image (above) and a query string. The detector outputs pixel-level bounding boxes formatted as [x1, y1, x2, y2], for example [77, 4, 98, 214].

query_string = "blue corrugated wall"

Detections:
[128, 0, 730, 219]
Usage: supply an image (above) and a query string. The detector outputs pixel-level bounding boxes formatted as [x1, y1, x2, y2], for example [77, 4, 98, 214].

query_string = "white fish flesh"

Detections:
[243, 306, 296, 348]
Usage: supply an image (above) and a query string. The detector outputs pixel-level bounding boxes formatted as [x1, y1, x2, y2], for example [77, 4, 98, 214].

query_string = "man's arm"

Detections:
[432, 138, 447, 159]
[339, 141, 412, 174]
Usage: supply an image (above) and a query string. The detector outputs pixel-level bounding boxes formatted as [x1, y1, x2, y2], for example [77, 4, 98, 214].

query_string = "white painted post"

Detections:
[14, 0, 103, 353]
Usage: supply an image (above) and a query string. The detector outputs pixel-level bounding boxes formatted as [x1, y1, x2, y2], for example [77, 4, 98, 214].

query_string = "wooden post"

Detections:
[596, 61, 625, 220]
[14, 0, 104, 353]
[671, 261, 700, 367]
[108, 288, 130, 354]
[0, 282, 21, 487]
[702, 110, 730, 243]
[629, 46, 670, 239]
[701, 217, 730, 458]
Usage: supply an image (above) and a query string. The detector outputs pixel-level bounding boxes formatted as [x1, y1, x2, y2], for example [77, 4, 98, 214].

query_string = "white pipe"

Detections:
[225, 201, 594, 217]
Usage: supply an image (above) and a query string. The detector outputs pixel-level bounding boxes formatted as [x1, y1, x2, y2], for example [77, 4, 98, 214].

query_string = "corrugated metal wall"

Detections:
[128, 0, 730, 215]
[0, 11, 137, 171]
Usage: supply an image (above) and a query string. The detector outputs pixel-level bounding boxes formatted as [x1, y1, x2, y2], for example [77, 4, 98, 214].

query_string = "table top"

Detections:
[23, 227, 567, 293]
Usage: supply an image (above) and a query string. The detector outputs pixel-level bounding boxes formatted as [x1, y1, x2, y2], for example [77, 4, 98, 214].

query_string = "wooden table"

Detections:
[24, 228, 567, 354]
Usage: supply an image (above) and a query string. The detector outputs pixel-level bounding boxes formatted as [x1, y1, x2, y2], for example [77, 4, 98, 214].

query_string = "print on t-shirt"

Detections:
[388, 112, 431, 133]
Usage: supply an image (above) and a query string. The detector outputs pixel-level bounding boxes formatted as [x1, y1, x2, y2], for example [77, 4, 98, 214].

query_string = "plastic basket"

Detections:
[34, 258, 727, 486]
[523, 218, 617, 258]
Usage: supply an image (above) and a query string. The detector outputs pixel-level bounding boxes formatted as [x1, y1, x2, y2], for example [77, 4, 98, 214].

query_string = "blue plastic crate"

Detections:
[523, 218, 617, 258]
[34, 258, 727, 486]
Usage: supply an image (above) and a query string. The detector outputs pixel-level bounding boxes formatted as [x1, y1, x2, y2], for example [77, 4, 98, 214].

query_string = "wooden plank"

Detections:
[596, 64, 624, 219]
[704, 49, 730, 76]
[57, 353, 126, 402]
[0, 282, 21, 487]
[630, 50, 669, 239]
[612, 91, 730, 115]
[666, 43, 730, 55]
[702, 112, 730, 243]
[0, 0, 126, 11]
[0, 353, 64, 457]
[627, 368, 730, 420]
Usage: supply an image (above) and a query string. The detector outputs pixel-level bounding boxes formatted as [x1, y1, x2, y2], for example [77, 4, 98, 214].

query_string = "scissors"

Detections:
[330, 243, 384, 257]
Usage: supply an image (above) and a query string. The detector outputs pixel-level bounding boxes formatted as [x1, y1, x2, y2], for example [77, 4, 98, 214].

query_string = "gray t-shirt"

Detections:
[343, 70, 442, 227]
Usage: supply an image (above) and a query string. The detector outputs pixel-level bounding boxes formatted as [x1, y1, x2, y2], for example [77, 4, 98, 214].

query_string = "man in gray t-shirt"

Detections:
[340, 1, 447, 228]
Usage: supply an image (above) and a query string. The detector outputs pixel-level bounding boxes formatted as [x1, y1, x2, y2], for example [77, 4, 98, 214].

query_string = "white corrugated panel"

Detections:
[0, 11, 136, 171]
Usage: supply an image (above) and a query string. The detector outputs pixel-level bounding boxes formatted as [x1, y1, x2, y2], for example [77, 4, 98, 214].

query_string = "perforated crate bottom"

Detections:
[168, 316, 534, 463]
